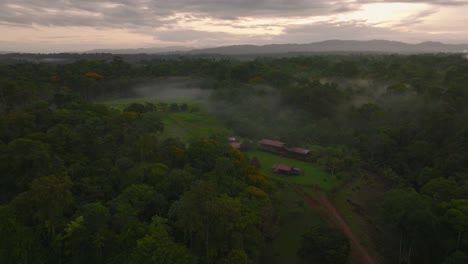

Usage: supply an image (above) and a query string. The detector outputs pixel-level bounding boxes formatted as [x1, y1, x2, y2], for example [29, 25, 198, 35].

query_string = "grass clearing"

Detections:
[161, 111, 232, 141]
[99, 96, 231, 142]
[245, 151, 339, 191]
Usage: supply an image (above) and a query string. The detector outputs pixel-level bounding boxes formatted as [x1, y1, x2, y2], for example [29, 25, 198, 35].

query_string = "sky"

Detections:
[1, 0, 468, 52]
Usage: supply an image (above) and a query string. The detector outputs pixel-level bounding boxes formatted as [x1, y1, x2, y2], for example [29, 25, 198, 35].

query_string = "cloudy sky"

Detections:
[1, 0, 468, 52]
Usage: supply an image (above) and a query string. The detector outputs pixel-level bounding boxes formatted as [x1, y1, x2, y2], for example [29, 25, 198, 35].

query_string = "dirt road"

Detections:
[293, 184, 377, 264]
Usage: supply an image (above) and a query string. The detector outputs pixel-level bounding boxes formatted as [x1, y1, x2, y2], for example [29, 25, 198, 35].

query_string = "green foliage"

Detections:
[245, 151, 338, 191]
[130, 216, 196, 264]
[2, 53, 468, 263]
[124, 102, 147, 113]
[443, 251, 468, 264]
[13, 175, 74, 236]
[221, 249, 252, 264]
[187, 139, 231, 172]
[421, 177, 457, 202]
[380, 188, 439, 263]
[0, 84, 275, 263]
[298, 224, 350, 264]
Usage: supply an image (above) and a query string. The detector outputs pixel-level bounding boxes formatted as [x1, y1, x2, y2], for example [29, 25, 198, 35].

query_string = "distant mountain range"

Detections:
[86, 46, 192, 54]
[84, 40, 468, 55]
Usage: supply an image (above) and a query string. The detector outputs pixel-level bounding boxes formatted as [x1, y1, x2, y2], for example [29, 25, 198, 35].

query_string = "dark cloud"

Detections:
[0, 0, 357, 27]
[1, 0, 467, 52]
[2, 0, 467, 29]
[0, 1, 172, 27]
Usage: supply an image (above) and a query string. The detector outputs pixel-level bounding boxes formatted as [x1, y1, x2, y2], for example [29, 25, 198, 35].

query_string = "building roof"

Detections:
[272, 164, 292, 171]
[286, 147, 310, 155]
[230, 142, 242, 149]
[259, 139, 285, 148]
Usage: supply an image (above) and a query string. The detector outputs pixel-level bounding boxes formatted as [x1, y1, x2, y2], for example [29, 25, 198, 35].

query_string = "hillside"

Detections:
[83, 40, 468, 55]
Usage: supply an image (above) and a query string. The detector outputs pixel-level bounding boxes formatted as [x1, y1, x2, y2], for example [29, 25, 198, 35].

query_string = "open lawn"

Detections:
[99, 97, 231, 142]
[161, 111, 232, 141]
[245, 151, 339, 191]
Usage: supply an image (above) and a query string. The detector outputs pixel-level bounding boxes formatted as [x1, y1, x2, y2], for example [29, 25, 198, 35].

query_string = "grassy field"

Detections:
[245, 151, 339, 191]
[161, 111, 232, 141]
[99, 97, 231, 142]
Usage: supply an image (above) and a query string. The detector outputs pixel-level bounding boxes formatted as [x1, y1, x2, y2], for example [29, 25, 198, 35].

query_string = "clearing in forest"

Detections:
[99, 97, 231, 141]
[161, 111, 231, 141]
[245, 150, 339, 191]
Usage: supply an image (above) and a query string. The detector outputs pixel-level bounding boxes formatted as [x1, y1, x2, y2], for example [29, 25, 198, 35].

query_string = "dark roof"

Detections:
[230, 142, 242, 149]
[286, 147, 310, 155]
[259, 139, 285, 148]
[272, 164, 292, 171]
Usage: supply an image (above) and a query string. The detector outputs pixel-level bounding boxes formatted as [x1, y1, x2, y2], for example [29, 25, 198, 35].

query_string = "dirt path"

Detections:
[293, 184, 377, 264]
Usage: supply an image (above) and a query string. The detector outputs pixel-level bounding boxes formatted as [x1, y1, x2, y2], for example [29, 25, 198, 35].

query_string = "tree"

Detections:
[159, 138, 187, 168]
[169, 103, 180, 112]
[169, 181, 217, 255]
[187, 139, 231, 172]
[250, 157, 261, 169]
[0, 205, 44, 263]
[7, 138, 52, 190]
[298, 224, 350, 264]
[380, 188, 437, 263]
[12, 175, 74, 239]
[130, 216, 196, 264]
[160, 169, 195, 201]
[124, 103, 147, 113]
[417, 167, 441, 188]
[221, 249, 252, 264]
[317, 146, 361, 178]
[109, 184, 155, 226]
[444, 199, 468, 250]
[443, 251, 468, 264]
[421, 177, 457, 202]
[180, 103, 189, 112]
[169, 181, 257, 262]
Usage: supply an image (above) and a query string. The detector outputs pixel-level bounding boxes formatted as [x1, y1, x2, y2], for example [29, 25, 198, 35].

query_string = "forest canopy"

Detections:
[1, 53, 468, 263]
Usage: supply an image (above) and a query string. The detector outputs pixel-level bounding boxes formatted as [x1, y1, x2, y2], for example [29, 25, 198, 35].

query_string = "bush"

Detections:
[298, 224, 350, 264]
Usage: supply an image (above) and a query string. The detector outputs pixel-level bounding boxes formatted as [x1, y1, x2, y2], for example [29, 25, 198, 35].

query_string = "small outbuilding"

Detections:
[230, 142, 242, 149]
[286, 147, 310, 157]
[259, 139, 285, 150]
[272, 164, 301, 175]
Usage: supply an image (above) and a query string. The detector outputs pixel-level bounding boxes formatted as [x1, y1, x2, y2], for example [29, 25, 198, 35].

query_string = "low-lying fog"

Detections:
[133, 77, 210, 102]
